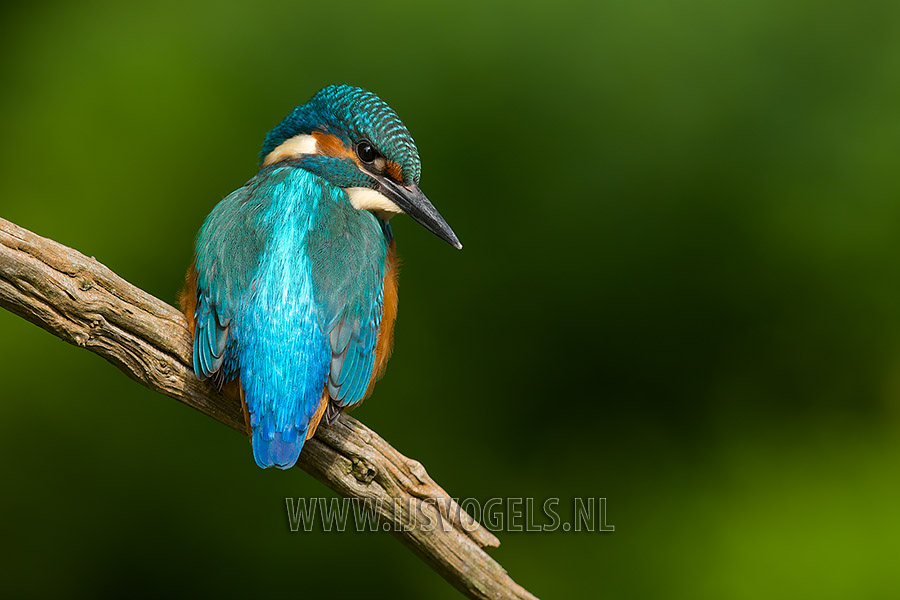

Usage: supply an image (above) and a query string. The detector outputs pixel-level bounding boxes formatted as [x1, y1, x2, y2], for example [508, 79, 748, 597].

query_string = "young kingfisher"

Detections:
[180, 85, 461, 469]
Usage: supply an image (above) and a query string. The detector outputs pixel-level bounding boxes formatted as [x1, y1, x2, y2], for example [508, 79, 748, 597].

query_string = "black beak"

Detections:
[377, 177, 462, 249]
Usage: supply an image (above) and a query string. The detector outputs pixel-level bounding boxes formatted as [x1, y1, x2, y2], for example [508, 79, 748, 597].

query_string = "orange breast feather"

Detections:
[364, 239, 399, 398]
[179, 263, 199, 333]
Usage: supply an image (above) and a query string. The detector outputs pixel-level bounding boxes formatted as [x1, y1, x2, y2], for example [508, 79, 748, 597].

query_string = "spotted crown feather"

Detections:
[260, 85, 422, 184]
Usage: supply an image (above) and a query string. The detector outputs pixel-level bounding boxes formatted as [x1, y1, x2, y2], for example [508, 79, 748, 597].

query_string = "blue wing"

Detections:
[325, 302, 381, 407]
[192, 290, 233, 386]
[192, 165, 387, 469]
[307, 196, 388, 410]
[192, 172, 271, 387]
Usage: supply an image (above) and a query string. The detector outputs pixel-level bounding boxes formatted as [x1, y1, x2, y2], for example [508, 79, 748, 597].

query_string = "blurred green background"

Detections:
[2, 0, 900, 598]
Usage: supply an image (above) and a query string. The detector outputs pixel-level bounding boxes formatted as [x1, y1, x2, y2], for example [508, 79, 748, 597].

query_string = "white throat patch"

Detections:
[346, 187, 403, 219]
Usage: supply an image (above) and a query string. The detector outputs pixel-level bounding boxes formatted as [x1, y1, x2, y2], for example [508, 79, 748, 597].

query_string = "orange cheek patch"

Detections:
[312, 132, 357, 162]
[386, 160, 403, 182]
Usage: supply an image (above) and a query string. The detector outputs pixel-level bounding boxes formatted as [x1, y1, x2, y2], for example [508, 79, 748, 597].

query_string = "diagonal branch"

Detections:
[0, 217, 538, 600]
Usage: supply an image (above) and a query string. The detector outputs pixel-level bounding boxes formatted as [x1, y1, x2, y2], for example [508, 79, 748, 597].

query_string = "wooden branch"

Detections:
[0, 217, 538, 600]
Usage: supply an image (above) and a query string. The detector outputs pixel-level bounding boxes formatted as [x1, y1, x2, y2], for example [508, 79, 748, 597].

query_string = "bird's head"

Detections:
[259, 85, 461, 249]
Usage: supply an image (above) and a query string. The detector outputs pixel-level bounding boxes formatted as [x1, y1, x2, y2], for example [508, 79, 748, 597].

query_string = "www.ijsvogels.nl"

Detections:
[285, 497, 615, 533]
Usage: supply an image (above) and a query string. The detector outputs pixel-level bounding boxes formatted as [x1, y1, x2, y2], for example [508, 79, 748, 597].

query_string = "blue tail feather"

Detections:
[252, 424, 306, 469]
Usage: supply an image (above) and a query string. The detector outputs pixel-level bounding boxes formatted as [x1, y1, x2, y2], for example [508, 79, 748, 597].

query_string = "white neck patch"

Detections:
[346, 187, 403, 219]
[262, 134, 318, 166]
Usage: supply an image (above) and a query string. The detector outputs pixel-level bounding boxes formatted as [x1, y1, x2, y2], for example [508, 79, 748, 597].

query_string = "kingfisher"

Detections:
[179, 85, 461, 469]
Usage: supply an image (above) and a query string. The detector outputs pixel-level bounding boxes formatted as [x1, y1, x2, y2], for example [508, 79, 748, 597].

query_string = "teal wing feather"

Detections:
[308, 194, 388, 409]
[192, 174, 271, 387]
[192, 291, 232, 385]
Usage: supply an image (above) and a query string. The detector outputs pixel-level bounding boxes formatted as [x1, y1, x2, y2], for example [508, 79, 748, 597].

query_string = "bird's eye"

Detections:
[356, 140, 378, 164]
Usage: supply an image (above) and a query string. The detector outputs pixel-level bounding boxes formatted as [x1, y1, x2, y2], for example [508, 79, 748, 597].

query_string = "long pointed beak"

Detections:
[377, 177, 462, 249]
